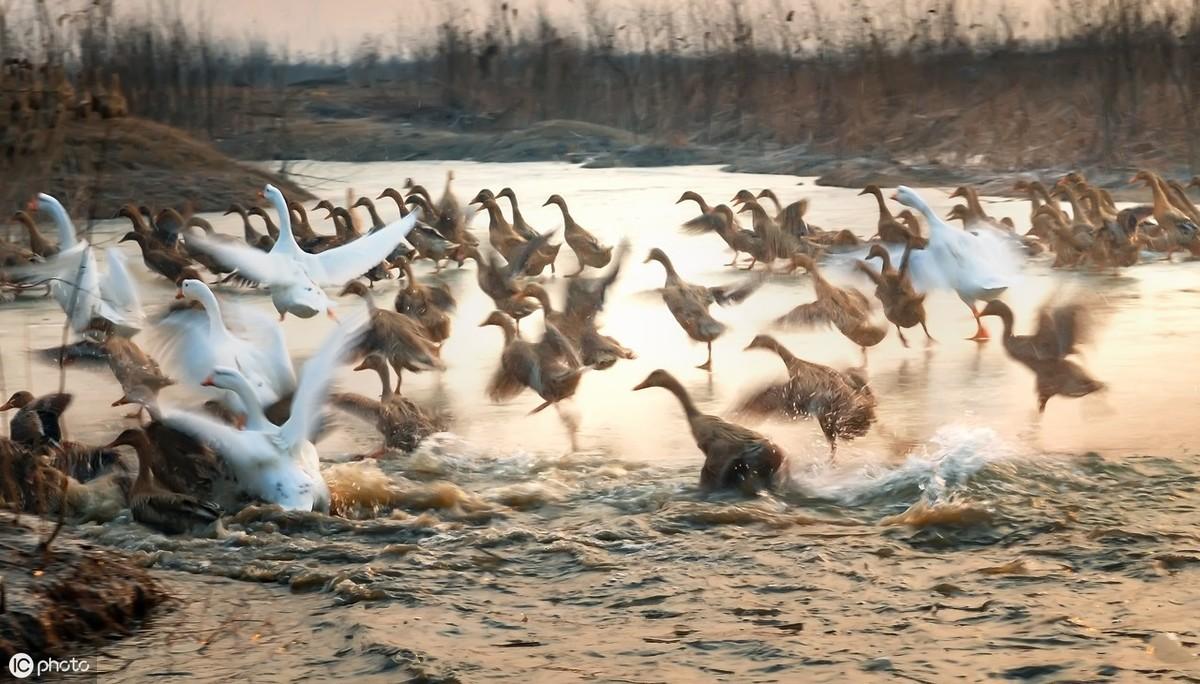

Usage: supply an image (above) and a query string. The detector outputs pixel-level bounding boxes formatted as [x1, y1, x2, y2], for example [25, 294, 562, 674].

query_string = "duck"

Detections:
[859, 184, 911, 243]
[544, 194, 613, 277]
[857, 243, 932, 346]
[376, 187, 412, 218]
[776, 254, 887, 361]
[394, 258, 455, 344]
[0, 390, 72, 449]
[737, 334, 876, 455]
[224, 202, 274, 249]
[525, 279, 635, 370]
[460, 232, 554, 327]
[184, 184, 418, 319]
[102, 428, 223, 535]
[645, 247, 762, 371]
[246, 205, 281, 240]
[755, 189, 812, 239]
[353, 195, 416, 265]
[17, 193, 145, 336]
[10, 210, 57, 257]
[633, 369, 785, 494]
[892, 186, 1022, 341]
[153, 279, 295, 418]
[978, 299, 1104, 413]
[733, 198, 788, 267]
[472, 193, 528, 263]
[1131, 170, 1199, 260]
[497, 188, 560, 275]
[146, 320, 353, 513]
[339, 281, 444, 391]
[101, 334, 174, 417]
[330, 354, 441, 455]
[404, 216, 463, 273]
[119, 230, 200, 283]
[948, 185, 1010, 232]
[481, 308, 588, 450]
[434, 170, 478, 246]
[681, 203, 772, 268]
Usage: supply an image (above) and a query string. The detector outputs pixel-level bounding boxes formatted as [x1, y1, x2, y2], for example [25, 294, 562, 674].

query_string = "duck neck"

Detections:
[400, 260, 419, 293]
[760, 339, 799, 375]
[267, 191, 300, 253]
[372, 364, 394, 401]
[363, 200, 385, 229]
[553, 201, 574, 229]
[965, 188, 986, 219]
[382, 191, 407, 216]
[492, 317, 518, 345]
[868, 188, 892, 219]
[483, 201, 510, 234]
[191, 285, 231, 341]
[41, 195, 78, 248]
[658, 376, 700, 419]
[223, 373, 271, 429]
[352, 287, 378, 311]
[873, 249, 893, 273]
[760, 191, 782, 215]
[17, 214, 51, 254]
[128, 434, 157, 495]
[993, 306, 1015, 340]
[650, 252, 680, 286]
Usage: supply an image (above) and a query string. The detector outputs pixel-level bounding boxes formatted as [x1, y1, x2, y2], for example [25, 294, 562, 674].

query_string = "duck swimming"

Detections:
[633, 369, 785, 494]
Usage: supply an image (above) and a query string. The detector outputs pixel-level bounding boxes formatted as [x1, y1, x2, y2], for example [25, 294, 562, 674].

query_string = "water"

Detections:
[3, 162, 1199, 681]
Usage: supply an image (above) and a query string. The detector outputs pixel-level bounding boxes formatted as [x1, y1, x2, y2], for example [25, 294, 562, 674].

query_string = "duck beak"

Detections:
[174, 289, 184, 300]
[327, 308, 340, 322]
[352, 359, 369, 372]
[889, 193, 899, 202]
[632, 379, 651, 391]
[0, 399, 13, 411]
[200, 376, 215, 387]
[25, 197, 38, 212]
[110, 395, 129, 407]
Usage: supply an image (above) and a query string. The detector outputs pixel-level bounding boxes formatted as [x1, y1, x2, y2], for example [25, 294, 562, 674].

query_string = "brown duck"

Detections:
[857, 243, 932, 346]
[341, 281, 444, 391]
[645, 247, 762, 371]
[633, 369, 785, 494]
[737, 335, 875, 455]
[979, 299, 1104, 413]
[103, 428, 222, 535]
[777, 254, 888, 361]
[330, 354, 441, 454]
[394, 259, 455, 344]
[544, 194, 612, 277]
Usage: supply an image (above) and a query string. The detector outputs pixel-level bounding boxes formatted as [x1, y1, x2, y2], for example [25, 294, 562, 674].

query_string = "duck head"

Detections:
[743, 334, 781, 353]
[352, 354, 387, 373]
[945, 205, 971, 224]
[643, 247, 669, 265]
[338, 280, 370, 299]
[730, 189, 756, 205]
[542, 194, 567, 209]
[977, 299, 1013, 320]
[632, 369, 675, 392]
[890, 186, 927, 212]
[0, 391, 33, 411]
[101, 428, 149, 451]
[865, 243, 890, 262]
[675, 190, 703, 205]
[858, 184, 882, 197]
[469, 189, 494, 205]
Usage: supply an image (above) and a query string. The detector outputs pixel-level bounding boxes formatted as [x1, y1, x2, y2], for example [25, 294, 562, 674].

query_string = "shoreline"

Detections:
[218, 117, 1161, 202]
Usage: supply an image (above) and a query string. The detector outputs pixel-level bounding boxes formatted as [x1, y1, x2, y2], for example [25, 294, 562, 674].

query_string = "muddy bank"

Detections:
[9, 118, 311, 217]
[0, 518, 166, 661]
[218, 117, 1161, 199]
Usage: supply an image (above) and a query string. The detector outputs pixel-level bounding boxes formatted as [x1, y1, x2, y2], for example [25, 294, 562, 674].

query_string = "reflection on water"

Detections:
[3, 162, 1199, 681]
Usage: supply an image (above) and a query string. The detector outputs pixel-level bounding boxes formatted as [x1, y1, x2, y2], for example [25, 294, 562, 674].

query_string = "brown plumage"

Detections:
[474, 194, 529, 264]
[224, 202, 272, 249]
[394, 259, 455, 344]
[481, 309, 587, 450]
[10, 210, 57, 257]
[528, 279, 635, 370]
[497, 187, 559, 275]
[330, 354, 441, 454]
[860, 185, 927, 247]
[776, 254, 888, 361]
[102, 335, 174, 414]
[681, 203, 765, 268]
[341, 281, 444, 392]
[376, 187, 412, 218]
[737, 335, 875, 455]
[633, 369, 785, 494]
[1131, 170, 1199, 260]
[103, 429, 222, 536]
[979, 299, 1104, 413]
[858, 243, 932, 347]
[645, 247, 762, 371]
[119, 231, 196, 282]
[543, 194, 612, 277]
[461, 230, 554, 326]
[0, 390, 71, 449]
[949, 185, 1010, 232]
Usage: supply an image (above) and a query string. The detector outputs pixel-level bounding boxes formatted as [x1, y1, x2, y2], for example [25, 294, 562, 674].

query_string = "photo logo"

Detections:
[8, 653, 34, 679]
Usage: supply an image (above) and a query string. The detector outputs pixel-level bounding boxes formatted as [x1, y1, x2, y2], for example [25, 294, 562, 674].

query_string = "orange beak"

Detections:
[889, 193, 899, 202]
[201, 376, 215, 387]
[256, 190, 266, 200]
[327, 308, 339, 322]
[174, 289, 184, 300]
[25, 197, 38, 212]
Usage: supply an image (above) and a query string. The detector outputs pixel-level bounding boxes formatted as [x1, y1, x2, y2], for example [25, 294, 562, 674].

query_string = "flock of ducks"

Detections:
[0, 168, 1191, 536]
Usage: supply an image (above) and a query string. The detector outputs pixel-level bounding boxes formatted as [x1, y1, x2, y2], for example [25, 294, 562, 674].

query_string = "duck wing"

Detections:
[313, 213, 417, 285]
[774, 299, 839, 329]
[489, 342, 538, 401]
[222, 302, 297, 395]
[709, 274, 764, 306]
[183, 234, 283, 285]
[1034, 302, 1092, 359]
[280, 318, 357, 449]
[98, 248, 145, 332]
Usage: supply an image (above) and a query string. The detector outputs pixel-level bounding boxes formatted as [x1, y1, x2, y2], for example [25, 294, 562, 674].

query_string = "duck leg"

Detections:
[696, 342, 713, 371]
[742, 258, 757, 271]
[567, 261, 585, 278]
[896, 325, 909, 348]
[920, 319, 935, 345]
[725, 251, 740, 267]
[554, 403, 580, 453]
[966, 302, 989, 341]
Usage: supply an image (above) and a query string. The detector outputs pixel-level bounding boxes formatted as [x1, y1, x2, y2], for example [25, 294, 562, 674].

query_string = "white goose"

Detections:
[20, 193, 144, 336]
[892, 186, 1023, 341]
[185, 184, 418, 319]
[149, 319, 355, 513]
[153, 279, 295, 416]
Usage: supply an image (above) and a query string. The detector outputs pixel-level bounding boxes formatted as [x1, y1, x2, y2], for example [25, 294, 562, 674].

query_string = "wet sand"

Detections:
[3, 161, 1199, 681]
